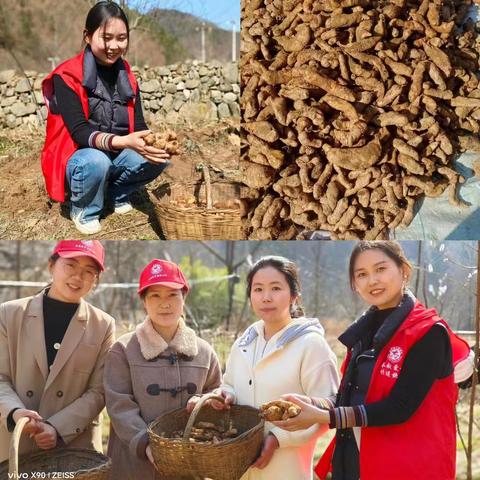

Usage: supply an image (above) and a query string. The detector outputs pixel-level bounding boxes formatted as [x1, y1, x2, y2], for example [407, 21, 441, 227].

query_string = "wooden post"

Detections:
[466, 241, 479, 480]
[414, 241, 422, 298]
[422, 242, 429, 308]
[225, 242, 235, 331]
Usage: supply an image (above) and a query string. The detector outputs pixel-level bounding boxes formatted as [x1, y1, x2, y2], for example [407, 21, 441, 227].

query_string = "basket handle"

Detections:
[202, 164, 213, 210]
[9, 416, 30, 477]
[183, 393, 225, 441]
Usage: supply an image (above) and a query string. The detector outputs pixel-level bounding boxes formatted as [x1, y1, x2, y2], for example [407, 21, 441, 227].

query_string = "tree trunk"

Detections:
[15, 241, 21, 298]
[225, 242, 235, 330]
[313, 244, 321, 314]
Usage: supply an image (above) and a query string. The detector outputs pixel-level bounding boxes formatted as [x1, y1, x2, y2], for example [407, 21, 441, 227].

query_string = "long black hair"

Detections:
[84, 1, 130, 49]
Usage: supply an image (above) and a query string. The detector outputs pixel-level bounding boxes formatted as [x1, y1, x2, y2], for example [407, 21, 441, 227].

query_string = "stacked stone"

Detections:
[136, 60, 239, 124]
[0, 70, 46, 129]
[0, 60, 239, 129]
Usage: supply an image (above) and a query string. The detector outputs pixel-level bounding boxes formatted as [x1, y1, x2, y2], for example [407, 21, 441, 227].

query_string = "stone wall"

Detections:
[0, 60, 239, 129]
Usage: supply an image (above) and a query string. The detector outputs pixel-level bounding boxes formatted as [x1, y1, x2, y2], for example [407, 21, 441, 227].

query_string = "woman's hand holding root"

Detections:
[271, 394, 330, 431]
[112, 130, 171, 163]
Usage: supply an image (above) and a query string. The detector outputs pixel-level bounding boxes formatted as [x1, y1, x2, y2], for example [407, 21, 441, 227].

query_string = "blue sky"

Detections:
[132, 1, 240, 31]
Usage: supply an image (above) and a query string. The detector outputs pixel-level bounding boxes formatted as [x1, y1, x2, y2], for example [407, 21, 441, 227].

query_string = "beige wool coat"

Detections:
[104, 317, 222, 480]
[0, 291, 115, 462]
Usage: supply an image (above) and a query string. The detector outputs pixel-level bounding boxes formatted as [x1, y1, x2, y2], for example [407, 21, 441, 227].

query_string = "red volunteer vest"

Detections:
[40, 50, 137, 202]
[315, 302, 471, 480]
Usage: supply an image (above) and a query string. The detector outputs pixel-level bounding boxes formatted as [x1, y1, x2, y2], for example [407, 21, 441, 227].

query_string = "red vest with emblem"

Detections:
[315, 302, 470, 480]
[40, 50, 137, 202]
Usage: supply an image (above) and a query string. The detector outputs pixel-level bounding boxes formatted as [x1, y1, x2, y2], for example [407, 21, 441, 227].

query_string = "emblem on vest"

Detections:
[380, 346, 403, 379]
[387, 346, 403, 363]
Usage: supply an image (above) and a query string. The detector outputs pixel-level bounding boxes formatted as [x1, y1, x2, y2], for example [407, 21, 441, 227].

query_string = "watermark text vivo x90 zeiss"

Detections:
[8, 473, 75, 479]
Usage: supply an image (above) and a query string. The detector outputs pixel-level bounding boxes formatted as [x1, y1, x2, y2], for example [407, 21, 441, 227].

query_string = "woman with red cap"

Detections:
[272, 241, 473, 480]
[104, 259, 222, 480]
[0, 240, 115, 462]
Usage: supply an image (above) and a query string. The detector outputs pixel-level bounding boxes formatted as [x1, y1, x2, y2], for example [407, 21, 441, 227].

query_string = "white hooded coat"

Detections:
[221, 317, 340, 480]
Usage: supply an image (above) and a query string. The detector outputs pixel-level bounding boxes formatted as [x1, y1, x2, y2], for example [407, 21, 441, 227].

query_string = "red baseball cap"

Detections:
[53, 240, 105, 271]
[138, 259, 189, 295]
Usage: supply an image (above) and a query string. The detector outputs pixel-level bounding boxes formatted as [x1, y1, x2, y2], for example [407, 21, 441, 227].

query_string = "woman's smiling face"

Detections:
[85, 18, 128, 66]
[352, 248, 407, 310]
[48, 256, 99, 303]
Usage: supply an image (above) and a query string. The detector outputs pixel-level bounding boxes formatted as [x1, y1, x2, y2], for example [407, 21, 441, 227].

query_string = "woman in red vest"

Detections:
[41, 2, 169, 235]
[272, 241, 473, 480]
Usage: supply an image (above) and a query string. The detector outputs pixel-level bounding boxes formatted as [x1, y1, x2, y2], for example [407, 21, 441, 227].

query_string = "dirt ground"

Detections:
[0, 120, 240, 239]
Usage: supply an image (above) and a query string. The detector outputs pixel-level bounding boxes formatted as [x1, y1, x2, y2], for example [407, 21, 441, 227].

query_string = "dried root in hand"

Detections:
[260, 400, 302, 421]
[144, 130, 181, 155]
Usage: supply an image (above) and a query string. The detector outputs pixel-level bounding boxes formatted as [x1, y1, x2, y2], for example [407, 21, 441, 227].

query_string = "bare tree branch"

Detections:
[199, 241, 226, 264]
[233, 243, 262, 270]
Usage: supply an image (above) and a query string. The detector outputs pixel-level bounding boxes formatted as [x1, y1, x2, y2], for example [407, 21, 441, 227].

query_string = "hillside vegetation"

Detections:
[0, 0, 239, 72]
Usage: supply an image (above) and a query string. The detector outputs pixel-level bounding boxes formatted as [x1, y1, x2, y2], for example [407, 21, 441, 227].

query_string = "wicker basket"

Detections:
[0, 417, 111, 480]
[148, 393, 264, 480]
[151, 165, 244, 240]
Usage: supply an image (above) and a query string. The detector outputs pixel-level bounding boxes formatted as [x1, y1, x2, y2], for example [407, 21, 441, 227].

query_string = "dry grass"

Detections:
[0, 120, 239, 240]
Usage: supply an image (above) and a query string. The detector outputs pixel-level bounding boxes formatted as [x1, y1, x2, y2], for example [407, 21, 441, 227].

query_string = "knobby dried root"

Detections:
[241, 0, 479, 239]
[260, 400, 302, 421]
[144, 130, 181, 155]
[161, 421, 238, 444]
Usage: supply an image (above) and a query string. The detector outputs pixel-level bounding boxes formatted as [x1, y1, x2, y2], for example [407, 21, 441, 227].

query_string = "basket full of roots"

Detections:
[147, 394, 264, 480]
[148, 127, 243, 239]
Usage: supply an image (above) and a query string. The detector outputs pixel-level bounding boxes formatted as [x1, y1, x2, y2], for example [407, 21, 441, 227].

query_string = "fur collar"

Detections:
[135, 317, 198, 360]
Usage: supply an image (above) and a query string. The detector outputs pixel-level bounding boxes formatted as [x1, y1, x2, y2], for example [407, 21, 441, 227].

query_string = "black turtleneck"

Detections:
[42, 290, 79, 369]
[360, 307, 396, 354]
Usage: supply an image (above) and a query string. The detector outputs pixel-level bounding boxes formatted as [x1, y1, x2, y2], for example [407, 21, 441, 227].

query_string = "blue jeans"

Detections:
[66, 148, 168, 223]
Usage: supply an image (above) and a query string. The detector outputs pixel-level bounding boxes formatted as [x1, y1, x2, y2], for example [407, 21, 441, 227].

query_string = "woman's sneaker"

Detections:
[114, 202, 133, 214]
[71, 214, 102, 235]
